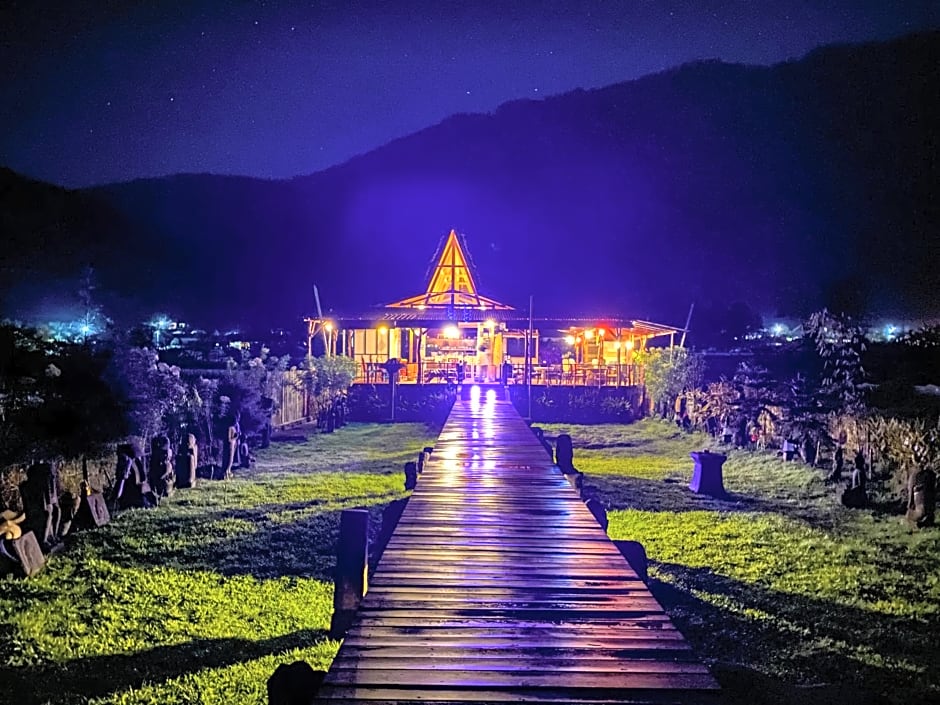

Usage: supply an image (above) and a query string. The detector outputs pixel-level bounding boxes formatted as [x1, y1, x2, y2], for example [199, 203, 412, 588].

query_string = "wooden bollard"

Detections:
[423, 446, 433, 455]
[416, 451, 429, 474]
[556, 434, 575, 473]
[565, 471, 584, 496]
[329, 509, 369, 638]
[267, 661, 324, 705]
[404, 461, 418, 490]
[613, 540, 648, 582]
[584, 497, 608, 532]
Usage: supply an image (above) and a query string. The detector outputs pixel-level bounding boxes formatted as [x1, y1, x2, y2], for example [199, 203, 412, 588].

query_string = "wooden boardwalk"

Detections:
[316, 393, 720, 704]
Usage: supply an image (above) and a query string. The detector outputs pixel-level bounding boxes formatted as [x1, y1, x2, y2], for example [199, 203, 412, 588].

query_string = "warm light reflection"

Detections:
[564, 335, 576, 345]
[397, 392, 624, 612]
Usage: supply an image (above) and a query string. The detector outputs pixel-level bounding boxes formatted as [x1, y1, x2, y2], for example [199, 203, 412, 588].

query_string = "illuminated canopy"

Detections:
[386, 229, 514, 310]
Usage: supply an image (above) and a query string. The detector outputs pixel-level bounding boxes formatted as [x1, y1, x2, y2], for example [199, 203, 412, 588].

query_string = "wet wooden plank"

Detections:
[316, 688, 721, 704]
[315, 397, 718, 704]
[322, 670, 719, 688]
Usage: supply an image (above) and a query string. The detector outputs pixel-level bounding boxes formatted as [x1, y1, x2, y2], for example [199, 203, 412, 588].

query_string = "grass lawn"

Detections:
[0, 422, 436, 705]
[542, 420, 940, 705]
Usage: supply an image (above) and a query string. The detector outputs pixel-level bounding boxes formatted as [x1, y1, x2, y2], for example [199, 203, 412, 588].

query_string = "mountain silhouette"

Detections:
[2, 31, 937, 334]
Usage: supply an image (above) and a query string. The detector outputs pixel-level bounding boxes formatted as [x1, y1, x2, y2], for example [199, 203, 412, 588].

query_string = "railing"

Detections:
[512, 363, 642, 386]
[352, 361, 643, 387]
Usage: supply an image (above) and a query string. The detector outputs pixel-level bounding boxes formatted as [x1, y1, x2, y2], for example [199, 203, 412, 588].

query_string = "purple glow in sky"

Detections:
[1, 0, 937, 187]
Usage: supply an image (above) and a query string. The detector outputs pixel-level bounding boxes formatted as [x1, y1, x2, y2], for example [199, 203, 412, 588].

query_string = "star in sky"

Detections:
[0, 0, 935, 187]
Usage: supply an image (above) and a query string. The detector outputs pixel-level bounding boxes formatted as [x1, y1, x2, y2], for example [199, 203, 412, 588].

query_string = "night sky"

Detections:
[2, 0, 937, 188]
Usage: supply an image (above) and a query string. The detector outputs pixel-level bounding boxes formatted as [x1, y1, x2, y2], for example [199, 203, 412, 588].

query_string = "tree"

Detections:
[638, 347, 704, 417]
[314, 356, 357, 396]
[104, 347, 188, 446]
[806, 309, 868, 418]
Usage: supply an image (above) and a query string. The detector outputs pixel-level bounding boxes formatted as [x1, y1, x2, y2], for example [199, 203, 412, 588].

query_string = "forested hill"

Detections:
[2, 31, 937, 331]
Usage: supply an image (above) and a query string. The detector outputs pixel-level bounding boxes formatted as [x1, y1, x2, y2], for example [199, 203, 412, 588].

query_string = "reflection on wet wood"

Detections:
[316, 396, 719, 704]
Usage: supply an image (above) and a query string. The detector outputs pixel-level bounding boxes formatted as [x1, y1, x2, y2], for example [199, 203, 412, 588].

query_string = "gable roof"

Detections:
[386, 229, 513, 310]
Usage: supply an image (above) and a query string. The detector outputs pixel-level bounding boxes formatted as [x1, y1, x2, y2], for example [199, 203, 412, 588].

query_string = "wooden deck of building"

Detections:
[315, 392, 721, 704]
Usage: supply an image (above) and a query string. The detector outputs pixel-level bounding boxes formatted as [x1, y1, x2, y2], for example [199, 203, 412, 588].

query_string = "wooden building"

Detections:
[308, 230, 681, 385]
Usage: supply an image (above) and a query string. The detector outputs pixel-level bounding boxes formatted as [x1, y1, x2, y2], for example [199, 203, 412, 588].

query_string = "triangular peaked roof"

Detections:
[386, 229, 514, 310]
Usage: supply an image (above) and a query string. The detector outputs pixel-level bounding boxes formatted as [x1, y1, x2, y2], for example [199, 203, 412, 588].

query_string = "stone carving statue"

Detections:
[113, 442, 153, 509]
[907, 467, 936, 529]
[149, 435, 175, 499]
[1, 510, 26, 540]
[18, 463, 62, 551]
[221, 424, 238, 479]
[841, 450, 868, 509]
[827, 445, 845, 483]
[176, 434, 198, 489]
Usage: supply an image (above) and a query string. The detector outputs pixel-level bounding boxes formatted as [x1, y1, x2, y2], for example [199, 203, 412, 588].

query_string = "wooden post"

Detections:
[329, 509, 369, 638]
[404, 461, 418, 490]
[613, 540, 648, 582]
[556, 434, 574, 474]
[585, 497, 608, 531]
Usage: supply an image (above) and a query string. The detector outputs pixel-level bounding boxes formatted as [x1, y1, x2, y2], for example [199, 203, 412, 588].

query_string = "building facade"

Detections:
[308, 230, 681, 386]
